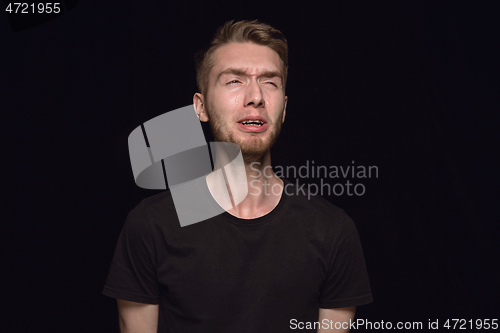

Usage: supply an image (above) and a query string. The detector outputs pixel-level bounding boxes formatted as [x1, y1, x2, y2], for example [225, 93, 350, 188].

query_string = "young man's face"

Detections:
[197, 42, 287, 161]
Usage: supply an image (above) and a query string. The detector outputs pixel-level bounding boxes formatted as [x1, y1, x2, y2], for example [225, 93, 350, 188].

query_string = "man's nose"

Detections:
[244, 80, 265, 108]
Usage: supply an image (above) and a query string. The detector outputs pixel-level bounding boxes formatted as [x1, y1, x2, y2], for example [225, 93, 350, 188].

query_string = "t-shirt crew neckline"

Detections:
[201, 177, 290, 227]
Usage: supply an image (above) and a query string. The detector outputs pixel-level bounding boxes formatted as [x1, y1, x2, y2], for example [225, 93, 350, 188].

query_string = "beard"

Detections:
[205, 103, 283, 164]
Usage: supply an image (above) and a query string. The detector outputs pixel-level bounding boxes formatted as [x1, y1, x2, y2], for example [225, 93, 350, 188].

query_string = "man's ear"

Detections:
[193, 93, 209, 122]
[281, 96, 288, 123]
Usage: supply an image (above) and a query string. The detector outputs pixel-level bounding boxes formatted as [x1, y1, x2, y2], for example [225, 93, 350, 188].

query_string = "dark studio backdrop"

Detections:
[2, 1, 499, 332]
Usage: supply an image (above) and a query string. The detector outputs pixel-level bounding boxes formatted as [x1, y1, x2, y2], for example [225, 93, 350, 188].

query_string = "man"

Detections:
[103, 20, 373, 332]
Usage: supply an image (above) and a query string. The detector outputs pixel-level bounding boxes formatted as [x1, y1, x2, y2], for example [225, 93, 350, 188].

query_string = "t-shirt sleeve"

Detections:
[102, 200, 160, 304]
[318, 210, 373, 308]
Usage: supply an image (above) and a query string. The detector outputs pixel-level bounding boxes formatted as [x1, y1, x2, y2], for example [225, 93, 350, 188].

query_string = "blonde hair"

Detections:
[195, 19, 288, 95]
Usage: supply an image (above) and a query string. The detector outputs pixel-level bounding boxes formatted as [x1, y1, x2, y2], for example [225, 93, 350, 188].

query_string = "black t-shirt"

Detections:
[103, 179, 373, 332]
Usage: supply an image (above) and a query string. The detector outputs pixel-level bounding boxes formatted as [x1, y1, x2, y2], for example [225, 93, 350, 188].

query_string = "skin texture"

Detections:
[117, 299, 158, 333]
[318, 307, 356, 332]
[195, 42, 287, 163]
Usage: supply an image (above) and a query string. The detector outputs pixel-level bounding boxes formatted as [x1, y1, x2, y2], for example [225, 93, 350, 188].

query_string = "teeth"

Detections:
[242, 120, 264, 126]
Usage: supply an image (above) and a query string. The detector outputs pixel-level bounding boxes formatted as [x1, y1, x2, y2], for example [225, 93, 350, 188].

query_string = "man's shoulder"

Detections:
[283, 179, 347, 217]
[125, 190, 178, 228]
[140, 189, 175, 210]
[281, 179, 357, 238]
[280, 179, 359, 247]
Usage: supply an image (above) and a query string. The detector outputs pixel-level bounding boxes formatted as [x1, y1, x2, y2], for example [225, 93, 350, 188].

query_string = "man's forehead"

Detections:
[217, 67, 282, 77]
[210, 43, 283, 76]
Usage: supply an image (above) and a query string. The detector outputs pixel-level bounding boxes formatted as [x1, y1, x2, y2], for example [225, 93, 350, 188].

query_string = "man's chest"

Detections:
[155, 226, 326, 313]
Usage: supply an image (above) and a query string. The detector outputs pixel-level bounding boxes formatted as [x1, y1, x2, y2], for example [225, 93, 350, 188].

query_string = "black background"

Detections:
[2, 1, 499, 332]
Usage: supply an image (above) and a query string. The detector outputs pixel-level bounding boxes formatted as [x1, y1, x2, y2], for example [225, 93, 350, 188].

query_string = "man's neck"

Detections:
[206, 150, 283, 219]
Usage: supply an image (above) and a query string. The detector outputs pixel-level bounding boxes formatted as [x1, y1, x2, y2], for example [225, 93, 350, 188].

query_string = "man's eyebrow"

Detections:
[216, 68, 283, 82]
[259, 70, 283, 80]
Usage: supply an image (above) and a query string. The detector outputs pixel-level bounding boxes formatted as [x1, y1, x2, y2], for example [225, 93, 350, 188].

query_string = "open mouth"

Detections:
[237, 117, 268, 132]
[239, 120, 265, 127]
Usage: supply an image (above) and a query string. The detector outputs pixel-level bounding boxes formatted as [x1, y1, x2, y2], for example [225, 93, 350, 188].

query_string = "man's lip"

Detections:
[237, 122, 268, 132]
[237, 116, 267, 124]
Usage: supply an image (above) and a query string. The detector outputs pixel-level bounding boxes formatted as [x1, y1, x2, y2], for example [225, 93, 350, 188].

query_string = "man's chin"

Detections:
[241, 148, 268, 164]
[222, 137, 268, 163]
[214, 130, 280, 163]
